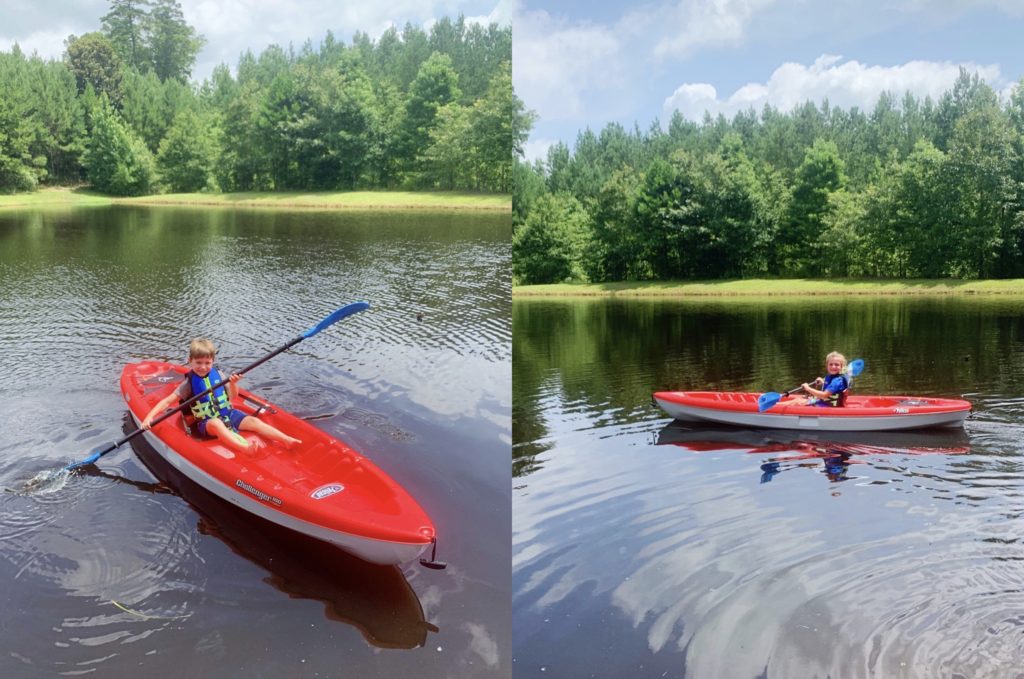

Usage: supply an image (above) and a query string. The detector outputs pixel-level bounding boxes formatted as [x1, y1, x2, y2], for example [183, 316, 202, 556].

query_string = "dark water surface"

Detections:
[513, 297, 1024, 679]
[0, 206, 510, 678]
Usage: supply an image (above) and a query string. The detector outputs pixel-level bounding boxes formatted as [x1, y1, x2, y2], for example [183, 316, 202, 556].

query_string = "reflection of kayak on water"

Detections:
[656, 422, 971, 485]
[655, 422, 972, 457]
[116, 417, 437, 649]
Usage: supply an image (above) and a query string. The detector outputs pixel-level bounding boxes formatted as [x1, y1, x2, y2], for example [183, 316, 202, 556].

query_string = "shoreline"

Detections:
[513, 279, 1024, 297]
[0, 187, 511, 212]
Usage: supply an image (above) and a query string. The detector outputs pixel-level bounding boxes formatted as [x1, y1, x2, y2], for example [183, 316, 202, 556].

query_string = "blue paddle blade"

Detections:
[65, 450, 102, 471]
[301, 301, 370, 339]
[757, 391, 782, 412]
[849, 358, 865, 377]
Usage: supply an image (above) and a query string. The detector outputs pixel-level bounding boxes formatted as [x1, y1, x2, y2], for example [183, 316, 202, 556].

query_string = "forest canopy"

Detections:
[1, 1, 525, 195]
[513, 70, 1024, 281]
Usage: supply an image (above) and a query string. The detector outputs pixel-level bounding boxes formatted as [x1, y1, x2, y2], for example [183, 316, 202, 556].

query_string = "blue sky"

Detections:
[512, 0, 1024, 161]
[1, 0, 511, 83]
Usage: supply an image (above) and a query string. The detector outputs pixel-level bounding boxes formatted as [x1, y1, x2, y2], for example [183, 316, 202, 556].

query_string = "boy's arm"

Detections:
[802, 382, 826, 398]
[142, 384, 185, 428]
[227, 373, 241, 400]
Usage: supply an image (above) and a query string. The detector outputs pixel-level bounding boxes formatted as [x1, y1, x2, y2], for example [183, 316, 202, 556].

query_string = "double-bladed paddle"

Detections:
[64, 301, 370, 471]
[757, 358, 865, 413]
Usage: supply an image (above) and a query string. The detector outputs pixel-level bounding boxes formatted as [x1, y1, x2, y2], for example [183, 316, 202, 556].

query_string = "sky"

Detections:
[0, 0, 512, 82]
[512, 0, 1024, 162]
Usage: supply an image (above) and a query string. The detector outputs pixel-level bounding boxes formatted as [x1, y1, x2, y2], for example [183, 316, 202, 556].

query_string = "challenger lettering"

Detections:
[235, 479, 283, 505]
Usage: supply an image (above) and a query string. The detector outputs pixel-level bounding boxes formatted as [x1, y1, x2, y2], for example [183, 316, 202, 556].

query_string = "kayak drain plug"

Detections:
[420, 537, 447, 570]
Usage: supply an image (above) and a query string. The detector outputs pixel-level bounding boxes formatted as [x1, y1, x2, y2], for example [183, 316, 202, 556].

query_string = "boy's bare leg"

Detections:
[239, 417, 301, 448]
[205, 418, 247, 454]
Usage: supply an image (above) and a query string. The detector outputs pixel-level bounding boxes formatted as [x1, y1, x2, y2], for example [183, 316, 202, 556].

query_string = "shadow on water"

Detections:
[83, 414, 440, 650]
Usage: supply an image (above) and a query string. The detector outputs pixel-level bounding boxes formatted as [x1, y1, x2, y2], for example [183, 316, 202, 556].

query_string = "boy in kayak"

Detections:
[796, 351, 849, 407]
[141, 338, 301, 451]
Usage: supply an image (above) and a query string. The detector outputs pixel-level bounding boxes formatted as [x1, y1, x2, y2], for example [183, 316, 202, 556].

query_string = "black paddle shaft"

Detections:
[147, 334, 304, 429]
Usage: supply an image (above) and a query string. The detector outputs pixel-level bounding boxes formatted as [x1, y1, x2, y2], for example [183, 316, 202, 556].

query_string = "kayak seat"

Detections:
[181, 411, 202, 438]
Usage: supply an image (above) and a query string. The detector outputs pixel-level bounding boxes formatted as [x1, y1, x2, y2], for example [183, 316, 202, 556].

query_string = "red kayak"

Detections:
[122, 361, 436, 565]
[653, 391, 972, 431]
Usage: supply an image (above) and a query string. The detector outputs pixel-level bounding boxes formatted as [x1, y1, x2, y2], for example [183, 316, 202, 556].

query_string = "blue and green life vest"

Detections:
[188, 367, 233, 423]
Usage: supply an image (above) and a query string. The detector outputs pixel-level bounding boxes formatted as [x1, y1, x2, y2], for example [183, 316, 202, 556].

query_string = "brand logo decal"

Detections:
[236, 479, 283, 505]
[311, 483, 345, 500]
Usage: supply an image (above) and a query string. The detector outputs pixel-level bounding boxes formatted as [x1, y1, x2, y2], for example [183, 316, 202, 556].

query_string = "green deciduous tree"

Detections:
[0, 51, 40, 191]
[101, 0, 151, 73]
[149, 0, 204, 82]
[157, 109, 217, 191]
[468, 61, 530, 192]
[421, 102, 473, 189]
[512, 193, 590, 284]
[84, 95, 155, 195]
[64, 32, 123, 103]
[781, 138, 846, 275]
[25, 58, 87, 184]
[401, 51, 460, 182]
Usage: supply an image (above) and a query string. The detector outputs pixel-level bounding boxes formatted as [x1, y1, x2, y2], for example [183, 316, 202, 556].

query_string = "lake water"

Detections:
[513, 297, 1024, 679]
[0, 205, 510, 678]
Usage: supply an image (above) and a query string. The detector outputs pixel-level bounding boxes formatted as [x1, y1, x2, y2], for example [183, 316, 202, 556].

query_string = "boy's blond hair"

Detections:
[825, 351, 847, 369]
[188, 338, 217, 360]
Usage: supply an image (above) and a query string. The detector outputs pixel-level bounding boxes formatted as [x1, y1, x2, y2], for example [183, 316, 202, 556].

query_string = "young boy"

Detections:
[797, 351, 850, 407]
[141, 338, 301, 452]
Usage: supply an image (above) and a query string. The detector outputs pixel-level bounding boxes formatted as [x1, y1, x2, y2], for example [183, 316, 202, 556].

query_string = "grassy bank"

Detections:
[514, 279, 1024, 297]
[0, 187, 510, 211]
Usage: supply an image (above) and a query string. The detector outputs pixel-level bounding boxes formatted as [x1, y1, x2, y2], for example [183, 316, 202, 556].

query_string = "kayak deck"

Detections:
[653, 391, 972, 431]
[122, 361, 435, 564]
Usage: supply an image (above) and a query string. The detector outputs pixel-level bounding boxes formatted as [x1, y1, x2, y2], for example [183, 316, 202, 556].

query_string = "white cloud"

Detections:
[896, 0, 1024, 16]
[521, 137, 557, 163]
[462, 622, 501, 668]
[664, 54, 1005, 121]
[512, 4, 625, 123]
[650, 0, 778, 58]
[0, 27, 75, 59]
[467, 0, 516, 26]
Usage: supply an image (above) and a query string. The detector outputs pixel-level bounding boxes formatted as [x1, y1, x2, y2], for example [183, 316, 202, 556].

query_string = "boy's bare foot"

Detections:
[283, 437, 302, 450]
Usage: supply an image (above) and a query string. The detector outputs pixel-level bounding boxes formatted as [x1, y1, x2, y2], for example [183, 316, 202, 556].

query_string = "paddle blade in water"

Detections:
[65, 447, 106, 471]
[757, 391, 782, 412]
[11, 468, 71, 495]
[302, 301, 370, 338]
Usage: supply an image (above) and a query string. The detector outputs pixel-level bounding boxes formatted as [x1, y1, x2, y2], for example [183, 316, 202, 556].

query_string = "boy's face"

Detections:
[189, 355, 215, 377]
[826, 359, 844, 374]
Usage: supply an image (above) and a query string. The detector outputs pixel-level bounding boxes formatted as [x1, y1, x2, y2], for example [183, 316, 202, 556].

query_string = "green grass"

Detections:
[0, 187, 510, 211]
[513, 278, 1024, 297]
[0, 187, 112, 208]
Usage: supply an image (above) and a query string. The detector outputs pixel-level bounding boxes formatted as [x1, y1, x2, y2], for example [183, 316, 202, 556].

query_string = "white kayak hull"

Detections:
[131, 413, 429, 566]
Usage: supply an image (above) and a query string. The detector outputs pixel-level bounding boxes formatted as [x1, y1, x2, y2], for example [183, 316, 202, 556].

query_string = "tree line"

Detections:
[1, 1, 526, 195]
[513, 69, 1024, 282]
